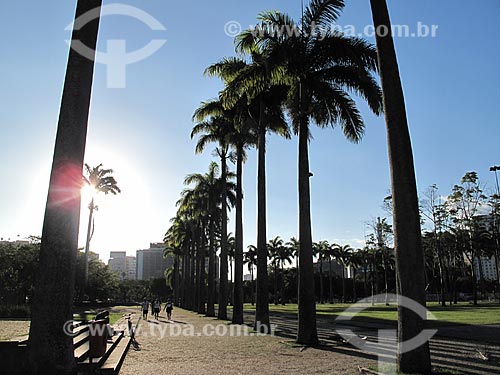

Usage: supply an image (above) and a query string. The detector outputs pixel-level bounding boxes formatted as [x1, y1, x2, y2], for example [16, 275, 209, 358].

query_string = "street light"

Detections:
[489, 165, 500, 299]
[490, 165, 500, 196]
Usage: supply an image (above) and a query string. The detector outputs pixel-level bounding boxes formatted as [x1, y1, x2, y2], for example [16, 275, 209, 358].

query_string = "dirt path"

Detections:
[119, 308, 375, 375]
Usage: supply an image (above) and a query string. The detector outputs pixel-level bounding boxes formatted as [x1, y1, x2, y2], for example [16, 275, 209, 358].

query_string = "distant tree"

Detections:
[447, 172, 487, 305]
[244, 245, 258, 305]
[82, 163, 121, 286]
[0, 241, 40, 305]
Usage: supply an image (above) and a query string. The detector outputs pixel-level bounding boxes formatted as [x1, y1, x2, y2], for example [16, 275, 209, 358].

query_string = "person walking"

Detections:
[153, 299, 161, 320]
[164, 299, 173, 321]
[141, 299, 149, 320]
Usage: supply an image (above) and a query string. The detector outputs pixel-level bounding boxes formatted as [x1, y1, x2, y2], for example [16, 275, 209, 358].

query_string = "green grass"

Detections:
[241, 302, 500, 327]
[72, 311, 123, 325]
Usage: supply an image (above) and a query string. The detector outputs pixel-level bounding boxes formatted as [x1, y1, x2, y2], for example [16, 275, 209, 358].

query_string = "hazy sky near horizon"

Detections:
[1, 1, 499, 262]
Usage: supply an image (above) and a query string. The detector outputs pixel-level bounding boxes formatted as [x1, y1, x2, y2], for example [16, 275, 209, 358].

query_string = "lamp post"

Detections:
[489, 165, 500, 300]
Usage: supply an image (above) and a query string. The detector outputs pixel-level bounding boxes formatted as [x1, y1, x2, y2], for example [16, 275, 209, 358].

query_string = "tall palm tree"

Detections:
[82, 163, 121, 286]
[369, 0, 431, 372]
[191, 89, 257, 324]
[244, 245, 258, 305]
[191, 116, 232, 320]
[240, 0, 383, 344]
[28, 1, 102, 374]
[211, 52, 289, 331]
[182, 162, 236, 315]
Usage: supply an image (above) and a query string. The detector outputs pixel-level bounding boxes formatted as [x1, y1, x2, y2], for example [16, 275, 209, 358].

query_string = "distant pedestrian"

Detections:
[165, 299, 173, 320]
[151, 298, 155, 315]
[154, 299, 161, 320]
[141, 299, 149, 320]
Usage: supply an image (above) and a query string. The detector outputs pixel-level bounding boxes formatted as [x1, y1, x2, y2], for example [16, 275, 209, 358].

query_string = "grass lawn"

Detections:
[241, 302, 500, 327]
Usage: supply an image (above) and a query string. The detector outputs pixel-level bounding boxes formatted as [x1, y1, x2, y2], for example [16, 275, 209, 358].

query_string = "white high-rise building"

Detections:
[108, 251, 137, 280]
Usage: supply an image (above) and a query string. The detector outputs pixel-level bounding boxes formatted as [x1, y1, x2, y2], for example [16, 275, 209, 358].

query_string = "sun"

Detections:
[81, 184, 97, 204]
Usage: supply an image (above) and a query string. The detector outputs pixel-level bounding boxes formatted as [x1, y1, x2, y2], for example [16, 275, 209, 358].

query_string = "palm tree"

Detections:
[335, 244, 353, 303]
[227, 233, 236, 305]
[244, 245, 258, 305]
[275, 241, 293, 305]
[191, 115, 233, 320]
[369, 0, 431, 372]
[239, 0, 382, 344]
[326, 243, 339, 303]
[268, 236, 285, 305]
[82, 163, 121, 286]
[191, 87, 257, 324]
[28, 1, 102, 373]
[315, 241, 330, 304]
[348, 250, 363, 302]
[286, 237, 300, 271]
[182, 162, 236, 315]
[211, 52, 289, 331]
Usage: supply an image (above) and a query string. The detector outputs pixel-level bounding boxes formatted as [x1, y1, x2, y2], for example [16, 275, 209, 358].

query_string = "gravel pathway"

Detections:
[119, 308, 375, 375]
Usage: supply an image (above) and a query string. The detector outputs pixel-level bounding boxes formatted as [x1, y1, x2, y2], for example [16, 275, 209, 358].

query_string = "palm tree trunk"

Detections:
[328, 259, 333, 303]
[319, 259, 324, 304]
[83, 198, 95, 288]
[341, 267, 346, 303]
[28, 2, 102, 374]
[198, 225, 206, 314]
[255, 101, 270, 332]
[193, 227, 200, 311]
[251, 267, 255, 305]
[232, 145, 244, 323]
[274, 264, 278, 305]
[207, 219, 216, 316]
[218, 152, 229, 320]
[369, 0, 431, 372]
[189, 241, 196, 310]
[174, 255, 180, 305]
[296, 117, 318, 345]
[280, 263, 286, 305]
[353, 269, 357, 302]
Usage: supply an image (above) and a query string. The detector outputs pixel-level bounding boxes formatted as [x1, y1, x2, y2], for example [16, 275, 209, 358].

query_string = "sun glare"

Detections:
[81, 184, 97, 204]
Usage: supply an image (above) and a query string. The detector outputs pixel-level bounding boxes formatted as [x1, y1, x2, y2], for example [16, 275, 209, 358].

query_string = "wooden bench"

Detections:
[0, 319, 132, 375]
[73, 321, 131, 375]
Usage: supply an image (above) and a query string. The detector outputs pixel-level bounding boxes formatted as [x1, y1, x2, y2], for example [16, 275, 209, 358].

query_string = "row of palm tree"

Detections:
[28, 0, 430, 374]
[163, 2, 429, 373]
[188, 0, 384, 344]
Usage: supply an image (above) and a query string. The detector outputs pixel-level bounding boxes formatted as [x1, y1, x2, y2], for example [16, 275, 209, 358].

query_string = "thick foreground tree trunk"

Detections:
[296, 119, 318, 345]
[232, 146, 244, 324]
[28, 1, 102, 374]
[255, 105, 270, 332]
[369, 0, 431, 373]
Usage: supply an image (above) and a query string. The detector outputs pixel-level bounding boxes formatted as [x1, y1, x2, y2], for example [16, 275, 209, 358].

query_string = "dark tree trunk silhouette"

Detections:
[370, 0, 431, 373]
[206, 218, 216, 316]
[296, 117, 318, 345]
[198, 224, 206, 314]
[255, 102, 270, 332]
[28, 1, 102, 374]
[218, 153, 228, 319]
[232, 145, 244, 324]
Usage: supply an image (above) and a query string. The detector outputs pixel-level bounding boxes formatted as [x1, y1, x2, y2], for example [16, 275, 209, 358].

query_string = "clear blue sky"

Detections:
[1, 1, 499, 262]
